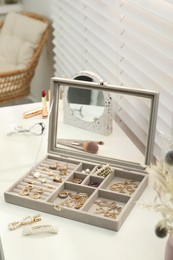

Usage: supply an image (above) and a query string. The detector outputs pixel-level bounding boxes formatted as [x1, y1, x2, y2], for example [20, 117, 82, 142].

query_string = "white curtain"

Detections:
[52, 0, 173, 159]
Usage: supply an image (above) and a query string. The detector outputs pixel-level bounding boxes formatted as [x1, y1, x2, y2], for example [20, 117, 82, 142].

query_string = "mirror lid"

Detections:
[48, 77, 159, 170]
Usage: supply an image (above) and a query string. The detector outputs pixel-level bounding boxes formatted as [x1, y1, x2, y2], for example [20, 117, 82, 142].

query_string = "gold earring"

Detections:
[53, 176, 62, 183]
[19, 187, 30, 196]
[30, 192, 41, 200]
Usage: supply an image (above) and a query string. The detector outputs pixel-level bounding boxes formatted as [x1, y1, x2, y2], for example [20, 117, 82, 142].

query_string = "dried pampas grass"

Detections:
[144, 153, 173, 237]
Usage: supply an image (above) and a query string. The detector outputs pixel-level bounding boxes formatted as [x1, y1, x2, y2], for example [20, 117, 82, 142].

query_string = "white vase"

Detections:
[165, 235, 173, 260]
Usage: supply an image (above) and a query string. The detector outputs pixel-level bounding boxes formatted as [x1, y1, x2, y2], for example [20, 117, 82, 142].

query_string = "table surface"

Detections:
[0, 103, 167, 260]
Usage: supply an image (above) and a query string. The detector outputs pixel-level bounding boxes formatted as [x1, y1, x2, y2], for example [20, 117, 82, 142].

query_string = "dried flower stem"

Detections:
[144, 160, 173, 234]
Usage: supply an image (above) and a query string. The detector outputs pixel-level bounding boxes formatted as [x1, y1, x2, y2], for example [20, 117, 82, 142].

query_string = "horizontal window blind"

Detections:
[52, 0, 173, 160]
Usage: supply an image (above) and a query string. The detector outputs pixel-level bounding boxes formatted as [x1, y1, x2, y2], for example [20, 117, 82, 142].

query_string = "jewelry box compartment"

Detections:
[4, 155, 148, 231]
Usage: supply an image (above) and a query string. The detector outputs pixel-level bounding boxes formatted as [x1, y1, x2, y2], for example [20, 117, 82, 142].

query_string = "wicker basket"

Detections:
[0, 12, 50, 104]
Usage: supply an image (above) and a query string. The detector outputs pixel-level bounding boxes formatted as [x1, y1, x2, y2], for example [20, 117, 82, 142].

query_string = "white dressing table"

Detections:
[0, 103, 166, 260]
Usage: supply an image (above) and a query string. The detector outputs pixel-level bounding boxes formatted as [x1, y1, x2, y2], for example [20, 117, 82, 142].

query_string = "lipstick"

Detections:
[42, 90, 48, 118]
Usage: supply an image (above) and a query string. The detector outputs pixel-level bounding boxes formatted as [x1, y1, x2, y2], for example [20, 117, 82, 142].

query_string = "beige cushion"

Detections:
[0, 12, 48, 72]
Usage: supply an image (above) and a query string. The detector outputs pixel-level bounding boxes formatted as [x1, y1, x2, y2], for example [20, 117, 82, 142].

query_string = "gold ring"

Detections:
[58, 191, 69, 198]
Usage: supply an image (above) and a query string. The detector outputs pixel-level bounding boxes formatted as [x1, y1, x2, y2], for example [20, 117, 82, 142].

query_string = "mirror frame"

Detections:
[63, 71, 113, 135]
[48, 77, 159, 167]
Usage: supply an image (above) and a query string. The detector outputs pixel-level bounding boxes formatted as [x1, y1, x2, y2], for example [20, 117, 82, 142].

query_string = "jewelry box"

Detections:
[4, 77, 159, 231]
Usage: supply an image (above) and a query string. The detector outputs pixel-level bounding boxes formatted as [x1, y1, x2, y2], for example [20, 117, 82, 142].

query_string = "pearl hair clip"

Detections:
[8, 214, 41, 231]
[23, 225, 58, 236]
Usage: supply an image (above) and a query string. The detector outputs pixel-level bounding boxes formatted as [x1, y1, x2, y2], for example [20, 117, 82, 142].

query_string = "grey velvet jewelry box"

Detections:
[4, 77, 159, 231]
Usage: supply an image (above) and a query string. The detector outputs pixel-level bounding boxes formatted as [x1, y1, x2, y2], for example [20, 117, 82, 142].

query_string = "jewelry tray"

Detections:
[4, 77, 159, 231]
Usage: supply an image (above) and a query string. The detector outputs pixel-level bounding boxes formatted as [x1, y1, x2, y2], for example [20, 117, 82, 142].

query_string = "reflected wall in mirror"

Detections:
[63, 71, 113, 135]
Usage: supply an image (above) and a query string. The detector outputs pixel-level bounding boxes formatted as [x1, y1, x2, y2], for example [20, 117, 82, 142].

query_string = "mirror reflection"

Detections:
[63, 71, 112, 135]
[68, 88, 104, 122]
[59, 92, 151, 164]
[49, 77, 158, 166]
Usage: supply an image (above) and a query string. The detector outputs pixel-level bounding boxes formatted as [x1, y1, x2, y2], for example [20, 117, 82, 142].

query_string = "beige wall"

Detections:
[22, 0, 54, 102]
[22, 0, 52, 18]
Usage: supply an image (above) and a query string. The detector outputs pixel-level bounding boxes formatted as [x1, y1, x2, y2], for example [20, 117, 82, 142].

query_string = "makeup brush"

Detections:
[83, 141, 99, 154]
[57, 140, 99, 154]
[42, 90, 48, 118]
[58, 138, 104, 145]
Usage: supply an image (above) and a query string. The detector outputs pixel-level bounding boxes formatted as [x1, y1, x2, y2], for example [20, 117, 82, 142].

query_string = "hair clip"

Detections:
[23, 225, 58, 236]
[8, 214, 41, 231]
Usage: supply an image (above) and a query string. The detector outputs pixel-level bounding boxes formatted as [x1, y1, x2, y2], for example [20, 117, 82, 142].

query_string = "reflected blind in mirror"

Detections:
[51, 0, 173, 160]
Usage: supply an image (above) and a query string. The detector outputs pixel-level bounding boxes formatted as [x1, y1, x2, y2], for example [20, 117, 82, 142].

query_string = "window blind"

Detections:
[52, 0, 173, 160]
